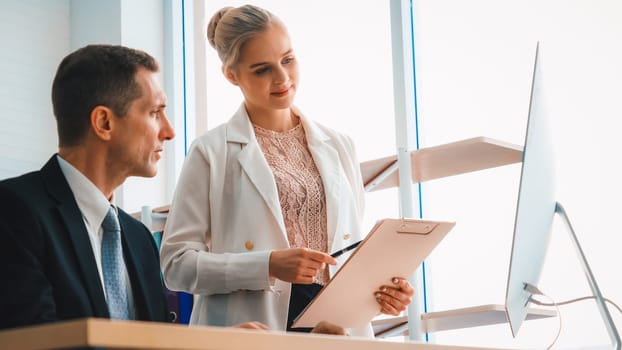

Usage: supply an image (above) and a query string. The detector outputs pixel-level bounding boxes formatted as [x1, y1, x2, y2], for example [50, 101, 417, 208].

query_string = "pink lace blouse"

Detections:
[253, 122, 329, 285]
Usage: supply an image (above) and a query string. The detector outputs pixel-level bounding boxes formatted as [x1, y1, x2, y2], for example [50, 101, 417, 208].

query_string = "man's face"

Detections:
[109, 68, 175, 178]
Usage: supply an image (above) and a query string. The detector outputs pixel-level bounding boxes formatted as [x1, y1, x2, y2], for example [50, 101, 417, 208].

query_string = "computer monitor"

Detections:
[504, 42, 557, 338]
[505, 43, 620, 348]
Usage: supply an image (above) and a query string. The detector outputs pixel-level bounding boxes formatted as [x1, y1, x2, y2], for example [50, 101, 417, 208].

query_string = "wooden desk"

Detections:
[0, 318, 504, 350]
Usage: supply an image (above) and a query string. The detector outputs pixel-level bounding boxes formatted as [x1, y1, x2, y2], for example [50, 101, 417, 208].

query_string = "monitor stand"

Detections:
[554, 202, 620, 350]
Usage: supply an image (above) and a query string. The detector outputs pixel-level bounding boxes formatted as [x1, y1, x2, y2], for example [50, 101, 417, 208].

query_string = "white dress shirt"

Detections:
[56, 155, 135, 319]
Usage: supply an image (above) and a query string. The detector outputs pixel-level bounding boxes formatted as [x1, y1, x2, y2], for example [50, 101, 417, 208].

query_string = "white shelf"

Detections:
[421, 304, 556, 333]
[372, 304, 555, 337]
[361, 137, 522, 192]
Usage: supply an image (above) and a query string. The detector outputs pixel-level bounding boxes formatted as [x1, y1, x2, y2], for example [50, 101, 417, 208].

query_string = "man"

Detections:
[0, 45, 174, 329]
[0, 44, 343, 335]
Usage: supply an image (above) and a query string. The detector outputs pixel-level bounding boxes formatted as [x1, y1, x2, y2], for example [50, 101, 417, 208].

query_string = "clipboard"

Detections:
[291, 218, 456, 329]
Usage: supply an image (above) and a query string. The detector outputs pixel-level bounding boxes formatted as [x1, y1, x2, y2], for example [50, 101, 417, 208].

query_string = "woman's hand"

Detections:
[375, 277, 415, 315]
[269, 248, 337, 284]
[311, 320, 347, 335]
[233, 321, 271, 330]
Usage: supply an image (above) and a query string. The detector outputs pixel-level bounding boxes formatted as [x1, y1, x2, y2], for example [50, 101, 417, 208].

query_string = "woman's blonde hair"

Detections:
[207, 4, 279, 69]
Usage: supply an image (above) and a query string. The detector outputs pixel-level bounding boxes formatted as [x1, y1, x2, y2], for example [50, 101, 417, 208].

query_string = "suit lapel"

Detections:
[118, 212, 157, 321]
[227, 106, 287, 236]
[299, 113, 342, 246]
[41, 156, 109, 317]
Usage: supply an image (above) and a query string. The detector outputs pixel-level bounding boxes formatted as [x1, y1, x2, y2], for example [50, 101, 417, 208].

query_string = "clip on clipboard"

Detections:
[291, 218, 455, 329]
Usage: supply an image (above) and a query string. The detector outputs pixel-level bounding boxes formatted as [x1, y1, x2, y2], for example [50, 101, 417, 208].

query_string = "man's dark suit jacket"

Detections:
[0, 156, 168, 330]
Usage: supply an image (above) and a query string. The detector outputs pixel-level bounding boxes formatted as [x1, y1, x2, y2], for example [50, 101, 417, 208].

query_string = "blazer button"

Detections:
[245, 241, 254, 251]
[343, 233, 351, 240]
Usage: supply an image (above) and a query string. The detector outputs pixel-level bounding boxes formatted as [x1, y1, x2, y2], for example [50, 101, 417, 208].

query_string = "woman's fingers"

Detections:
[375, 277, 415, 315]
[269, 248, 336, 283]
[311, 320, 347, 335]
[233, 321, 271, 330]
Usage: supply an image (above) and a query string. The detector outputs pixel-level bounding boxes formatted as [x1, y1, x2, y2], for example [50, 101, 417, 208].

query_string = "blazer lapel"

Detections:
[298, 113, 342, 246]
[41, 156, 109, 317]
[227, 106, 287, 236]
[118, 212, 158, 321]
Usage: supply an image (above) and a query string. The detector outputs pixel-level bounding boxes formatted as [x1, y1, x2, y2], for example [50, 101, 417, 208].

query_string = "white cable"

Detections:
[528, 293, 622, 349]
[606, 299, 622, 315]
[530, 296, 622, 316]
[525, 283, 562, 350]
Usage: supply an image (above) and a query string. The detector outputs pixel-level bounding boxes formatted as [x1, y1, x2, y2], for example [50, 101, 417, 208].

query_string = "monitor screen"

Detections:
[505, 43, 557, 337]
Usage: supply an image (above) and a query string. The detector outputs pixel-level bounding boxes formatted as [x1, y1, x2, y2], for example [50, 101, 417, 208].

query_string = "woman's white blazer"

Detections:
[160, 105, 372, 336]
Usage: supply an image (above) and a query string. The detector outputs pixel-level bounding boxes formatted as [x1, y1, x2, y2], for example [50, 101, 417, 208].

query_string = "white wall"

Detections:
[0, 0, 70, 179]
[0, 0, 177, 214]
[70, 0, 121, 46]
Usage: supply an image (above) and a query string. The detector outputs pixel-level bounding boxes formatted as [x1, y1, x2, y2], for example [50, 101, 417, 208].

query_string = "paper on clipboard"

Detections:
[292, 218, 455, 329]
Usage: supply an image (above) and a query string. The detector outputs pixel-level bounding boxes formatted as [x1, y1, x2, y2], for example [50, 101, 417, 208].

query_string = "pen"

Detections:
[330, 240, 362, 258]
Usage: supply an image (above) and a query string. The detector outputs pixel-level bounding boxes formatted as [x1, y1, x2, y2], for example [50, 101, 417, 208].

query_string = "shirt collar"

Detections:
[56, 155, 115, 231]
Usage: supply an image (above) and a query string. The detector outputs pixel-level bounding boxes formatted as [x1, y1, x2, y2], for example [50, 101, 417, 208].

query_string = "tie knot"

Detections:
[102, 207, 120, 233]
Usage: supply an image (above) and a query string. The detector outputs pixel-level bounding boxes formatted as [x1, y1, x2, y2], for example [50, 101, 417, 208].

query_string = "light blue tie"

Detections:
[101, 206, 130, 320]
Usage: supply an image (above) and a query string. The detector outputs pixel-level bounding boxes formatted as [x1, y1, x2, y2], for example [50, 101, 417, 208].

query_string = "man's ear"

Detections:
[91, 106, 115, 141]
[223, 66, 239, 86]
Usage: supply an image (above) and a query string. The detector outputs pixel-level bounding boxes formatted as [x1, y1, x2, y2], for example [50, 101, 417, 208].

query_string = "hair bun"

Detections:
[207, 6, 233, 49]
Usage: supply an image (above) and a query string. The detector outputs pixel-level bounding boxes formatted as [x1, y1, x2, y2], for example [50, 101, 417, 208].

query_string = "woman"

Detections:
[160, 4, 413, 337]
